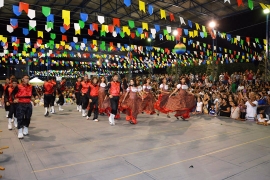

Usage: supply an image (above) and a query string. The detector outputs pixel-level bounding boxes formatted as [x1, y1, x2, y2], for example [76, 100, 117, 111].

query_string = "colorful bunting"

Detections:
[42, 6, 51, 17]
[139, 0, 146, 13]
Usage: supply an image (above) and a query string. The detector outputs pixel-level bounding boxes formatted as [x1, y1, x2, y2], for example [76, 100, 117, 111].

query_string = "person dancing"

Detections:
[79, 75, 91, 117]
[154, 77, 172, 118]
[141, 78, 156, 114]
[165, 77, 195, 120]
[98, 76, 107, 115]
[4, 78, 18, 130]
[106, 74, 122, 125]
[121, 79, 143, 124]
[3, 77, 11, 118]
[12, 75, 37, 139]
[86, 77, 99, 122]
[43, 77, 56, 116]
[74, 77, 82, 112]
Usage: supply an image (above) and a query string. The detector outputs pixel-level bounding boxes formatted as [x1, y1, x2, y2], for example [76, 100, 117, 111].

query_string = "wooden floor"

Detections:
[1, 105, 270, 180]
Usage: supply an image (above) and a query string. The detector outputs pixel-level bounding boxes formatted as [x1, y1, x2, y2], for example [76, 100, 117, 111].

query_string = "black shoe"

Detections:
[157, 113, 159, 116]
[167, 115, 170, 118]
[44, 111, 49, 117]
[130, 121, 134, 124]
[181, 117, 186, 121]
[176, 117, 179, 120]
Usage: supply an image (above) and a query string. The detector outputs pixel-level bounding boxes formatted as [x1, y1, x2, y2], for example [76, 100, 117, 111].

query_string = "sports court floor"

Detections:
[1, 105, 270, 180]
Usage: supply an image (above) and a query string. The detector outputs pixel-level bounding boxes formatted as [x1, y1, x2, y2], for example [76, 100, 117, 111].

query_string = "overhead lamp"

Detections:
[173, 30, 178, 36]
[264, 8, 270, 14]
[147, 38, 151, 42]
[209, 21, 216, 28]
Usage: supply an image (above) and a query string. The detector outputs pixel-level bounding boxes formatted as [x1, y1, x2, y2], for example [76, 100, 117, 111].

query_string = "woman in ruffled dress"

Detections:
[120, 79, 143, 124]
[141, 78, 156, 115]
[98, 76, 107, 115]
[154, 77, 172, 118]
[165, 77, 196, 120]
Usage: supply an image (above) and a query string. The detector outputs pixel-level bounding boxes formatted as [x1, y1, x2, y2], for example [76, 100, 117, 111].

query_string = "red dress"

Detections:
[120, 86, 142, 124]
[165, 84, 195, 119]
[141, 85, 156, 114]
[154, 84, 172, 114]
[98, 82, 106, 113]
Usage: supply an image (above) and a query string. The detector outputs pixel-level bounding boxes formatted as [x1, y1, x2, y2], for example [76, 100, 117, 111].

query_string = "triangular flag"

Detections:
[248, 0, 253, 10]
[62, 10, 70, 19]
[42, 6, 51, 17]
[7, 25, 14, 33]
[80, 12, 88, 22]
[37, 31, 43, 38]
[224, 0, 230, 3]
[0, 0, 4, 8]
[97, 15, 105, 24]
[22, 28, 29, 36]
[13, 5, 22, 16]
[160, 9, 166, 19]
[27, 9, 35, 19]
[128, 20, 135, 28]
[142, 22, 148, 30]
[169, 13, 175, 21]
[179, 16, 186, 25]
[139, 0, 146, 13]
[19, 2, 29, 14]
[259, 3, 267, 9]
[148, 4, 153, 15]
[124, 0, 131, 7]
[113, 18, 120, 27]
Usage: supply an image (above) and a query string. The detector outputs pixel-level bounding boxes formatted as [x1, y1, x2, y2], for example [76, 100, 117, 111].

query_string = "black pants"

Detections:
[44, 94, 54, 107]
[110, 96, 119, 115]
[75, 92, 82, 105]
[57, 94, 64, 106]
[16, 103, 32, 129]
[81, 95, 89, 109]
[4, 102, 10, 111]
[8, 103, 18, 119]
[87, 96, 98, 119]
[52, 95, 56, 104]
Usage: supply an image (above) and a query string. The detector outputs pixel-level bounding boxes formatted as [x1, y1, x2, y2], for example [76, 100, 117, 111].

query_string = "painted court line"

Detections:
[114, 135, 270, 180]
[32, 130, 243, 173]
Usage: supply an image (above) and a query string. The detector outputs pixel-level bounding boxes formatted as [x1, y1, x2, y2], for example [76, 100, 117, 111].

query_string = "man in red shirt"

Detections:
[43, 77, 56, 116]
[79, 75, 91, 117]
[106, 74, 123, 125]
[59, 78, 66, 92]
[4, 78, 18, 130]
[86, 77, 99, 121]
[74, 77, 82, 112]
[12, 75, 37, 139]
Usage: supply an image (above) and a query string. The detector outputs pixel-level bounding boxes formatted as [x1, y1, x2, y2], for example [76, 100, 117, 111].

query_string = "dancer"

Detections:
[165, 77, 195, 120]
[12, 75, 37, 139]
[56, 89, 64, 111]
[3, 77, 11, 118]
[43, 77, 56, 116]
[154, 77, 171, 118]
[50, 77, 57, 110]
[79, 75, 91, 117]
[121, 79, 143, 124]
[59, 78, 66, 93]
[141, 78, 156, 114]
[4, 78, 18, 130]
[74, 77, 82, 112]
[86, 77, 99, 121]
[106, 74, 123, 125]
[98, 76, 107, 115]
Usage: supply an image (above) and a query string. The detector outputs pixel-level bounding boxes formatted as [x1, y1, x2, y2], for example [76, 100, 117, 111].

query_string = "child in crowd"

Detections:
[209, 104, 216, 116]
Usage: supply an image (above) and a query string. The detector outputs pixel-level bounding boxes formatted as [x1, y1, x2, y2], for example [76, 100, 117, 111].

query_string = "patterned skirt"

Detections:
[154, 93, 172, 114]
[141, 92, 156, 114]
[165, 89, 195, 119]
[98, 89, 106, 113]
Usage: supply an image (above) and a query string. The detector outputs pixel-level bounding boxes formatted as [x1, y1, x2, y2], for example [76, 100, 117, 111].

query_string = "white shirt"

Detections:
[196, 102, 203, 111]
[126, 86, 141, 92]
[245, 100, 258, 118]
[160, 84, 169, 90]
[176, 84, 188, 89]
[237, 85, 244, 91]
[230, 106, 240, 119]
[100, 82, 106, 87]
[143, 85, 152, 90]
